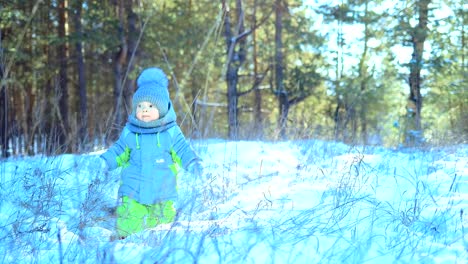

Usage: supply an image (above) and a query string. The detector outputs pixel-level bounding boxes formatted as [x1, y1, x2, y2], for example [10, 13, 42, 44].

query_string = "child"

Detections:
[100, 67, 201, 238]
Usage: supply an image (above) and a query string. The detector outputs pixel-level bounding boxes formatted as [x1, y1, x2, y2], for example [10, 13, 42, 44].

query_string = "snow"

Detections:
[0, 140, 467, 263]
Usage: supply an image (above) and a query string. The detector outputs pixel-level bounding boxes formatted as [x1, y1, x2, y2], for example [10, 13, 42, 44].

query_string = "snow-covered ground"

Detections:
[0, 140, 466, 263]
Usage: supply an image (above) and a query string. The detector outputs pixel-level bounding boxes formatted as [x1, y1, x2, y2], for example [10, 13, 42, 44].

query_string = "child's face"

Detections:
[136, 101, 160, 122]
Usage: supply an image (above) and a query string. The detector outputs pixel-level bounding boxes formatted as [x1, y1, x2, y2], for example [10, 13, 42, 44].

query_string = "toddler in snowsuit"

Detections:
[101, 67, 200, 238]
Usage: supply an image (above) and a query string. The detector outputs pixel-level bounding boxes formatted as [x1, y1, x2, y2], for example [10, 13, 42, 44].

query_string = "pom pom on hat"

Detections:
[132, 67, 171, 117]
[137, 67, 169, 89]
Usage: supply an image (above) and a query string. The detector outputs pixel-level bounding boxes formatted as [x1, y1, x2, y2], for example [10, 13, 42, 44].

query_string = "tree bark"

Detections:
[275, 0, 287, 139]
[0, 43, 8, 158]
[73, 0, 88, 150]
[57, 0, 70, 153]
[222, 0, 247, 139]
[333, 8, 345, 141]
[124, 0, 138, 106]
[252, 0, 263, 139]
[358, 0, 369, 144]
[44, 0, 54, 155]
[407, 0, 430, 145]
[112, 0, 128, 140]
[222, 0, 237, 139]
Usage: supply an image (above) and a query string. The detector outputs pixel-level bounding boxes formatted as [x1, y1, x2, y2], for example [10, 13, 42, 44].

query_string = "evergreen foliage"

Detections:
[0, 0, 465, 157]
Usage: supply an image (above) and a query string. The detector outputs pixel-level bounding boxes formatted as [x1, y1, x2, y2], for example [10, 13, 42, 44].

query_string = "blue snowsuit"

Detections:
[101, 122, 198, 205]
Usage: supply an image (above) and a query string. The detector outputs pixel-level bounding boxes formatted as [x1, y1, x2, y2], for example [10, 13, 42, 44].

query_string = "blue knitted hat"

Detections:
[132, 67, 170, 117]
[127, 67, 177, 130]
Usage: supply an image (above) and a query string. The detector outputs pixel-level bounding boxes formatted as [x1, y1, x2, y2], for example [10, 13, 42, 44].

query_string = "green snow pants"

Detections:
[116, 196, 176, 237]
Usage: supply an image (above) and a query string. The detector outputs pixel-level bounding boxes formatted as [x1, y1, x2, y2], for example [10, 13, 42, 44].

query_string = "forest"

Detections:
[0, 0, 466, 157]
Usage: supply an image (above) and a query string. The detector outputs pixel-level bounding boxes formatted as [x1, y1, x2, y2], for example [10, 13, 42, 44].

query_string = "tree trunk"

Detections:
[73, 0, 88, 150]
[43, 0, 54, 155]
[253, 41, 264, 139]
[407, 0, 430, 145]
[0, 42, 9, 158]
[275, 0, 287, 139]
[333, 10, 345, 141]
[112, 0, 128, 140]
[333, 100, 343, 140]
[124, 0, 138, 114]
[222, 0, 237, 139]
[18, 1, 34, 155]
[358, 0, 369, 144]
[252, 0, 263, 139]
[222, 0, 247, 139]
[57, 0, 69, 153]
[226, 67, 239, 139]
[108, 0, 137, 143]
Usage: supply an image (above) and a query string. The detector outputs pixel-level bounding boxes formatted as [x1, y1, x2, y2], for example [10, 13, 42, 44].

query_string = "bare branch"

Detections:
[238, 66, 271, 97]
[234, 6, 274, 43]
[195, 100, 227, 108]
